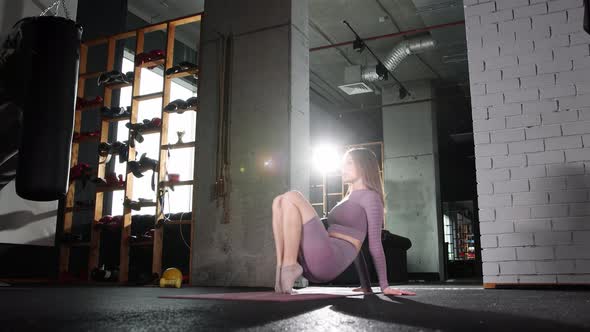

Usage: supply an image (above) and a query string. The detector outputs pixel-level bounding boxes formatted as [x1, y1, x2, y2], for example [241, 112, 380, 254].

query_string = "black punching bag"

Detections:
[10, 16, 82, 201]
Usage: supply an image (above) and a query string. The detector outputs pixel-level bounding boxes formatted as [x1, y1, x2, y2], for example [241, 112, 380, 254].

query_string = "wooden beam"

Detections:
[88, 38, 116, 277]
[82, 13, 202, 46]
[104, 82, 133, 90]
[161, 141, 196, 150]
[59, 44, 88, 277]
[153, 22, 176, 277]
[113, 30, 137, 41]
[137, 58, 165, 69]
[166, 68, 199, 80]
[133, 92, 164, 102]
[164, 106, 198, 114]
[84, 37, 109, 47]
[106, 38, 116, 70]
[142, 23, 167, 34]
[170, 14, 202, 27]
[101, 115, 131, 123]
[117, 30, 145, 284]
[82, 13, 202, 48]
[160, 180, 194, 188]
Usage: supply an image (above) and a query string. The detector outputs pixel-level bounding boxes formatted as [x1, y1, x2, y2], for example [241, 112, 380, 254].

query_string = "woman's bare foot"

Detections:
[280, 263, 303, 294]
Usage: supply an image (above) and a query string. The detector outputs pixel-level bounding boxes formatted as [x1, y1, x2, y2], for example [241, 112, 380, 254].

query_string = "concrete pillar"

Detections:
[191, 0, 309, 287]
[382, 80, 444, 280]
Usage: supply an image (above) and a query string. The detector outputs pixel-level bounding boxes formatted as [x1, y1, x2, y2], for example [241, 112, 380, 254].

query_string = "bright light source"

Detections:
[264, 159, 273, 168]
[312, 144, 341, 174]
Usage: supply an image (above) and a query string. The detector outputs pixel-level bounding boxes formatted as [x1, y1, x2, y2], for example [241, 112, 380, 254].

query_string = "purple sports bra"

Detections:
[327, 189, 389, 291]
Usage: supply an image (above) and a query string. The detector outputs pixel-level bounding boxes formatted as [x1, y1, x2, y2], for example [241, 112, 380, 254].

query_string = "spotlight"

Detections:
[376, 62, 388, 81]
[264, 159, 273, 168]
[312, 144, 341, 174]
[353, 36, 365, 53]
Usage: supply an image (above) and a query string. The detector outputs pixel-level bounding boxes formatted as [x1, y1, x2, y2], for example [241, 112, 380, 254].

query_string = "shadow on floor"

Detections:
[0, 286, 588, 331]
[329, 294, 582, 331]
[152, 287, 588, 331]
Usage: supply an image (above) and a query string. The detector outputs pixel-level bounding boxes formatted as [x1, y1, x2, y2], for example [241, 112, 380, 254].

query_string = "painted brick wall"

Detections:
[464, 0, 590, 285]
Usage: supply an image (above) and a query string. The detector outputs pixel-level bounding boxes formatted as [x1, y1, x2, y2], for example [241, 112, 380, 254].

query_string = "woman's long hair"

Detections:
[343, 147, 386, 208]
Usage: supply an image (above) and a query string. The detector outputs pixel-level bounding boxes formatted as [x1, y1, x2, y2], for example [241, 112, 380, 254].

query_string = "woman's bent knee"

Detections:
[282, 191, 303, 203]
[273, 195, 283, 205]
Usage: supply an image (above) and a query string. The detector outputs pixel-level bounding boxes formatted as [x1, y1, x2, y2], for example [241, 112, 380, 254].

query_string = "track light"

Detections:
[376, 62, 388, 81]
[343, 20, 411, 98]
[353, 36, 365, 53]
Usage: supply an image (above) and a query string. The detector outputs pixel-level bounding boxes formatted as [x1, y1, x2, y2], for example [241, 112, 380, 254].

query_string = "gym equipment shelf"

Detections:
[104, 82, 133, 90]
[161, 141, 196, 150]
[101, 116, 131, 123]
[166, 69, 199, 80]
[160, 180, 194, 187]
[164, 106, 198, 114]
[137, 58, 165, 69]
[59, 12, 202, 285]
[133, 92, 164, 102]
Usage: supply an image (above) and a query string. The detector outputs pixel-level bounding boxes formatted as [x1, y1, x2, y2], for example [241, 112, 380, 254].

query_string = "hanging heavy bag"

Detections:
[8, 16, 83, 201]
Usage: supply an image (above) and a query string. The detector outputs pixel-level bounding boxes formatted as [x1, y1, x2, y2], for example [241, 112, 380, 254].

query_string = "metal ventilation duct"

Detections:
[361, 35, 436, 82]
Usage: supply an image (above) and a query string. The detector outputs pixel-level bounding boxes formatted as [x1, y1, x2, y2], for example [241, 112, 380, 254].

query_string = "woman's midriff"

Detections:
[328, 232, 362, 253]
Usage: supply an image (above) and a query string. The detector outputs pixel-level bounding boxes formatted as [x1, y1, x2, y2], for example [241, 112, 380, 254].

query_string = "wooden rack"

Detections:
[59, 13, 202, 284]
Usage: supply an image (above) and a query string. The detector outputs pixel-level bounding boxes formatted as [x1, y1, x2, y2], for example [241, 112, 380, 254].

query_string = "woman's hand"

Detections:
[382, 287, 416, 296]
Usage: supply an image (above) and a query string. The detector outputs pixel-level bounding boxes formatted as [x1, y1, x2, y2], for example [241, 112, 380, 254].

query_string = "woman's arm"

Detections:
[360, 191, 389, 292]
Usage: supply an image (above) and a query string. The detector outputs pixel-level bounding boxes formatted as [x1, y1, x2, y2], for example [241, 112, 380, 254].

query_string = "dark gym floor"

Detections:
[1, 284, 589, 331]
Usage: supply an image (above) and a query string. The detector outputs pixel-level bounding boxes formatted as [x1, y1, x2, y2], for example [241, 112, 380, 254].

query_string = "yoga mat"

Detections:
[159, 287, 379, 302]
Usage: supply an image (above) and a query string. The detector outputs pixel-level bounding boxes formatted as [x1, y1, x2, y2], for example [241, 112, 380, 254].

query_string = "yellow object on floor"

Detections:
[160, 268, 182, 288]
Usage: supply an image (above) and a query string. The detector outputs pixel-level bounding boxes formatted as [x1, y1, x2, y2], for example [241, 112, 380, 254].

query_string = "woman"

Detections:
[272, 147, 416, 296]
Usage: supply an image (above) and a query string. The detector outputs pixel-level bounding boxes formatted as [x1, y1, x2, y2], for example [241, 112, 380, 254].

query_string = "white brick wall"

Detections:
[465, 0, 590, 285]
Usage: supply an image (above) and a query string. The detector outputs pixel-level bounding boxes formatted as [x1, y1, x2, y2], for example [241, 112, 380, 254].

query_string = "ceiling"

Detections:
[308, 0, 469, 112]
[127, 0, 204, 24]
[127, 0, 470, 112]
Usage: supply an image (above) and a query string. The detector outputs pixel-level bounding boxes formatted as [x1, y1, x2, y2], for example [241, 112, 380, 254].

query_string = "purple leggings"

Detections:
[297, 215, 358, 283]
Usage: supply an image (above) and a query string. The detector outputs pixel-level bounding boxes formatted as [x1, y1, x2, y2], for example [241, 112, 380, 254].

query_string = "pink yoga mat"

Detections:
[159, 287, 379, 302]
